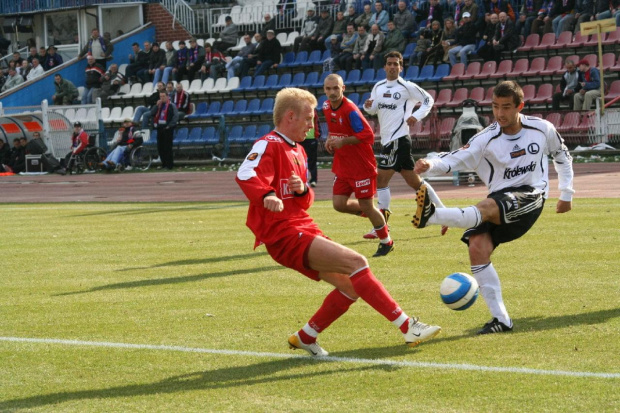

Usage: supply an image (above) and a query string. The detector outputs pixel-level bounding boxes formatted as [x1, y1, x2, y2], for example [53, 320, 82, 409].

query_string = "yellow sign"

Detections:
[580, 18, 617, 35]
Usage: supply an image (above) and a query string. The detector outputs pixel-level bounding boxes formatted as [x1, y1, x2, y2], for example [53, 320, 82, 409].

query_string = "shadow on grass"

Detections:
[69, 203, 247, 218]
[0, 358, 395, 411]
[117, 251, 269, 272]
[55, 265, 282, 296]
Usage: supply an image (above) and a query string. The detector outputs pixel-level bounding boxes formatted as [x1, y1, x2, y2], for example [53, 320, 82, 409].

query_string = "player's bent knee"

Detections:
[468, 234, 494, 263]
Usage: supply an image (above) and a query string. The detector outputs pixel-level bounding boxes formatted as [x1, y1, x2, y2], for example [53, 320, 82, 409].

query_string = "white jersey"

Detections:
[364, 76, 433, 146]
[424, 114, 575, 201]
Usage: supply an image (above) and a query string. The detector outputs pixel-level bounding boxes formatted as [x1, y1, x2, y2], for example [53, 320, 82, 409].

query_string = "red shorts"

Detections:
[265, 224, 326, 281]
[332, 175, 376, 200]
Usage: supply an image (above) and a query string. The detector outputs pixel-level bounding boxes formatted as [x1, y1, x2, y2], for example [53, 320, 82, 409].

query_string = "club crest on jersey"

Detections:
[393, 92, 401, 100]
[528, 143, 540, 154]
[247, 153, 259, 161]
[292, 157, 301, 166]
[265, 135, 282, 142]
[510, 144, 526, 159]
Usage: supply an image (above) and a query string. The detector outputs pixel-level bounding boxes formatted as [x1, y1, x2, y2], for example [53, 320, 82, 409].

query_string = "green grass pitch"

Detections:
[1, 199, 619, 412]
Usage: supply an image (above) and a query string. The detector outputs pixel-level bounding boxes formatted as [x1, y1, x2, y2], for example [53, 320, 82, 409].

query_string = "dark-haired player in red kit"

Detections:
[235, 87, 441, 356]
[323, 73, 393, 257]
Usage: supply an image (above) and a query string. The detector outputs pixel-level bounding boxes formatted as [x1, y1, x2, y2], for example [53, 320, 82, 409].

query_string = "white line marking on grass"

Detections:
[2, 336, 619, 379]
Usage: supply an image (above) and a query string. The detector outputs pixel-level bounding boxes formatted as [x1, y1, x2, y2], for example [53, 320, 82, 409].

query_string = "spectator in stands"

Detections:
[483, 0, 516, 22]
[134, 81, 166, 129]
[43, 45, 63, 71]
[394, 0, 417, 39]
[552, 59, 581, 110]
[185, 38, 205, 82]
[462, 0, 480, 26]
[440, 17, 457, 61]
[324, 34, 342, 72]
[409, 30, 430, 66]
[489, 11, 519, 62]
[153, 41, 177, 85]
[418, 20, 444, 66]
[172, 82, 191, 121]
[136, 41, 153, 83]
[254, 30, 282, 77]
[216, 16, 239, 52]
[334, 23, 357, 71]
[574, 59, 600, 111]
[99, 118, 141, 171]
[10, 52, 23, 68]
[26, 47, 40, 65]
[200, 42, 226, 80]
[552, 0, 576, 38]
[594, 0, 620, 21]
[100, 63, 126, 102]
[166, 81, 175, 100]
[370, 1, 389, 31]
[261, 14, 276, 38]
[26, 58, 44, 81]
[239, 33, 263, 77]
[447, 12, 477, 66]
[276, 0, 296, 17]
[125, 42, 149, 84]
[364, 24, 385, 69]
[1, 67, 24, 92]
[150, 90, 178, 170]
[377, 21, 406, 68]
[38, 47, 47, 65]
[172, 40, 189, 82]
[352, 25, 371, 69]
[79, 28, 113, 68]
[564, 0, 593, 34]
[145, 42, 166, 83]
[226, 34, 257, 79]
[82, 55, 104, 104]
[18, 60, 30, 81]
[476, 12, 498, 60]
[327, 10, 347, 48]
[68, 121, 89, 171]
[308, 7, 334, 51]
[355, 3, 373, 29]
[531, 0, 555, 35]
[345, 5, 359, 26]
[414, 0, 444, 30]
[52, 74, 78, 105]
[447, 0, 464, 26]
[295, 7, 319, 52]
[516, 0, 543, 37]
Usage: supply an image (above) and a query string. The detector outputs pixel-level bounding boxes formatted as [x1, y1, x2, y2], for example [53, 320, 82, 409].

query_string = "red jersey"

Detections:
[322, 97, 376, 179]
[236, 131, 316, 248]
[71, 130, 89, 154]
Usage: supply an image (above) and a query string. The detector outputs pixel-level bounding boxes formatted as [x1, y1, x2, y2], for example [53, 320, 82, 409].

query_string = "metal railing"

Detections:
[0, 0, 150, 15]
[161, 0, 197, 34]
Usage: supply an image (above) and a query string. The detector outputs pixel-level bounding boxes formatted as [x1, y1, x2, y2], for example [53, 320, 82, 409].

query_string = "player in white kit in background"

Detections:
[413, 80, 575, 334]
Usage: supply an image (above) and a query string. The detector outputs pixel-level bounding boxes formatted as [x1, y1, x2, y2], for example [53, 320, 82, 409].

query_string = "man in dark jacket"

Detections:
[552, 59, 581, 110]
[82, 55, 104, 104]
[52, 74, 78, 105]
[490, 11, 519, 62]
[43, 45, 63, 71]
[447, 12, 478, 66]
[551, 0, 575, 37]
[145, 42, 166, 83]
[309, 8, 334, 51]
[185, 38, 205, 82]
[254, 30, 282, 77]
[100, 63, 126, 102]
[150, 91, 179, 170]
[125, 42, 150, 83]
[134, 81, 166, 129]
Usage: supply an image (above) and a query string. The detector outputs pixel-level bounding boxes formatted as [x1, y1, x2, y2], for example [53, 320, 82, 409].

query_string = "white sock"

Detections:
[377, 187, 391, 211]
[428, 206, 482, 228]
[422, 180, 445, 208]
[471, 263, 511, 326]
[301, 323, 319, 339]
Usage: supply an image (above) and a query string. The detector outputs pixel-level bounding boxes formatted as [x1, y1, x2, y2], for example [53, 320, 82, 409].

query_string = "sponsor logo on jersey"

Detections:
[528, 143, 540, 154]
[355, 178, 371, 188]
[378, 103, 397, 110]
[510, 144, 526, 158]
[323, 101, 330, 110]
[247, 153, 259, 161]
[383, 92, 392, 98]
[503, 161, 536, 179]
[393, 92, 401, 100]
[280, 179, 293, 199]
[265, 135, 282, 142]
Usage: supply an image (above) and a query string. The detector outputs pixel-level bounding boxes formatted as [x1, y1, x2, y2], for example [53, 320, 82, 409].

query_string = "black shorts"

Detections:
[377, 136, 414, 172]
[461, 186, 545, 248]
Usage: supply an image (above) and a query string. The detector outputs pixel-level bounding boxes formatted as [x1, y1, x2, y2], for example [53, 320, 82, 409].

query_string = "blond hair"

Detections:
[273, 88, 317, 126]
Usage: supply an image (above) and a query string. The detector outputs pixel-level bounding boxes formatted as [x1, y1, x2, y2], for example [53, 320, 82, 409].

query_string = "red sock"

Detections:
[375, 225, 389, 240]
[350, 267, 403, 323]
[298, 289, 356, 343]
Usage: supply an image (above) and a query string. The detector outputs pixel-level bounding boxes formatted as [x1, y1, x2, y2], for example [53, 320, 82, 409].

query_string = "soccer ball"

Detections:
[440, 272, 479, 311]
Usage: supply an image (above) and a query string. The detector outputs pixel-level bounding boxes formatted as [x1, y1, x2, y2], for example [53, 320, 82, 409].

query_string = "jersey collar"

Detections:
[273, 130, 296, 147]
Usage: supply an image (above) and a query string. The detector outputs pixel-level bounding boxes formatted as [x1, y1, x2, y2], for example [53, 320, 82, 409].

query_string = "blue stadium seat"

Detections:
[174, 127, 189, 143]
[347, 92, 360, 106]
[374, 68, 386, 83]
[304, 71, 319, 88]
[256, 124, 271, 138]
[313, 72, 330, 88]
[317, 95, 328, 110]
[275, 73, 292, 90]
[402, 42, 416, 61]
[249, 75, 265, 91]
[278, 51, 296, 69]
[303, 50, 322, 67]
[321, 49, 331, 60]
[202, 126, 219, 145]
[256, 98, 274, 115]
[186, 127, 203, 144]
[227, 125, 244, 143]
[335, 70, 347, 80]
[217, 100, 235, 117]
[289, 51, 308, 68]
[145, 129, 157, 146]
[358, 92, 371, 110]
[241, 125, 257, 144]
[231, 100, 248, 117]
[358, 68, 375, 86]
[259, 74, 279, 91]
[404, 66, 419, 81]
[290, 72, 306, 87]
[187, 102, 208, 119]
[235, 76, 253, 93]
[204, 101, 221, 118]
[415, 65, 435, 82]
[346, 69, 361, 86]
[245, 98, 261, 116]
[428, 64, 450, 82]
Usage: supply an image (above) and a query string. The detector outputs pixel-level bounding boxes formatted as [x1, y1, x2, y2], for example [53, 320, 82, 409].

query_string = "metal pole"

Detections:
[598, 28, 605, 116]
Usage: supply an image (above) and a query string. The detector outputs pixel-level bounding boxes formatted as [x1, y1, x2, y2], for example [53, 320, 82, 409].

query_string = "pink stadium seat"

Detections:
[605, 80, 620, 102]
[550, 31, 573, 51]
[603, 53, 616, 71]
[574, 113, 595, 134]
[557, 112, 580, 134]
[522, 57, 546, 77]
[517, 33, 539, 53]
[546, 112, 562, 127]
[489, 60, 513, 79]
[603, 27, 620, 45]
[612, 55, 620, 72]
[439, 117, 456, 137]
[572, 32, 587, 48]
[566, 54, 580, 66]
[539, 56, 563, 77]
[582, 53, 598, 67]
[474, 61, 497, 81]
[426, 89, 437, 101]
[522, 84, 536, 104]
[458, 61, 481, 81]
[584, 32, 604, 47]
[530, 83, 553, 106]
[480, 86, 495, 106]
[443, 63, 465, 82]
[434, 89, 453, 108]
[533, 32, 556, 51]
[469, 87, 485, 102]
[446, 88, 469, 108]
[506, 58, 529, 78]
